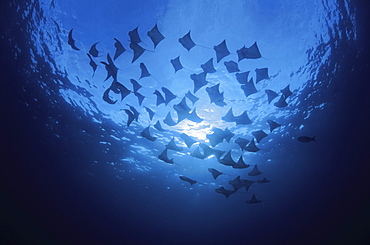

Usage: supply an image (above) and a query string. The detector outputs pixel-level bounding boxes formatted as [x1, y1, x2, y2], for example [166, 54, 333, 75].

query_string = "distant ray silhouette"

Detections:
[274, 95, 288, 107]
[206, 83, 226, 107]
[240, 78, 257, 98]
[265, 89, 279, 104]
[111, 81, 130, 101]
[187, 108, 203, 123]
[180, 133, 196, 148]
[281, 85, 292, 98]
[166, 137, 183, 151]
[235, 137, 250, 150]
[101, 54, 118, 81]
[267, 120, 281, 132]
[213, 40, 230, 63]
[252, 130, 268, 143]
[139, 63, 151, 79]
[255, 68, 269, 83]
[201, 58, 216, 73]
[123, 109, 135, 127]
[237, 42, 262, 61]
[248, 164, 262, 176]
[234, 111, 252, 125]
[233, 156, 250, 169]
[126, 104, 139, 121]
[199, 143, 215, 158]
[179, 176, 197, 185]
[235, 71, 250, 84]
[113, 38, 126, 60]
[208, 168, 223, 179]
[144, 106, 155, 120]
[153, 90, 166, 106]
[162, 87, 177, 105]
[128, 26, 143, 44]
[89, 42, 99, 57]
[229, 176, 245, 191]
[222, 108, 235, 122]
[246, 194, 261, 204]
[257, 177, 270, 183]
[170, 56, 183, 73]
[298, 136, 316, 143]
[179, 31, 196, 51]
[130, 79, 142, 93]
[173, 97, 191, 122]
[215, 187, 235, 198]
[191, 146, 205, 159]
[134, 92, 145, 105]
[140, 126, 157, 141]
[185, 91, 199, 105]
[129, 42, 145, 63]
[242, 179, 255, 191]
[68, 29, 80, 51]
[147, 24, 165, 48]
[218, 150, 236, 166]
[86, 53, 97, 77]
[163, 111, 177, 126]
[158, 148, 174, 164]
[102, 87, 117, 104]
[245, 139, 260, 152]
[190, 72, 208, 93]
[154, 120, 165, 131]
[224, 61, 240, 73]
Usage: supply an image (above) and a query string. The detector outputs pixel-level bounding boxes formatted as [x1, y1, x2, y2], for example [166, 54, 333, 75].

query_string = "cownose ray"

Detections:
[235, 71, 250, 84]
[248, 164, 262, 176]
[163, 111, 177, 126]
[166, 137, 183, 151]
[68, 28, 80, 51]
[140, 125, 157, 141]
[298, 136, 316, 143]
[123, 109, 135, 127]
[215, 187, 235, 198]
[153, 90, 166, 106]
[89, 42, 99, 57]
[128, 26, 143, 44]
[213, 40, 230, 63]
[126, 104, 139, 121]
[173, 97, 191, 122]
[86, 53, 97, 77]
[147, 24, 165, 48]
[113, 38, 126, 60]
[199, 143, 216, 159]
[129, 42, 146, 63]
[257, 177, 270, 183]
[229, 176, 247, 191]
[190, 72, 208, 93]
[265, 89, 279, 104]
[110, 81, 131, 101]
[218, 150, 236, 167]
[170, 56, 184, 73]
[208, 168, 223, 180]
[180, 133, 196, 148]
[207, 127, 233, 147]
[154, 120, 165, 131]
[222, 108, 235, 122]
[100, 53, 118, 81]
[252, 130, 268, 143]
[224, 60, 240, 73]
[267, 119, 281, 132]
[102, 87, 117, 105]
[158, 148, 174, 164]
[237, 42, 262, 61]
[201, 58, 216, 74]
[233, 156, 251, 169]
[130, 79, 142, 93]
[255, 68, 269, 83]
[245, 139, 260, 152]
[187, 108, 203, 123]
[144, 106, 155, 121]
[281, 85, 293, 98]
[240, 77, 257, 98]
[223, 128, 234, 143]
[161, 87, 177, 105]
[139, 63, 151, 79]
[206, 83, 226, 107]
[234, 111, 252, 125]
[178, 30, 196, 51]
[235, 137, 250, 150]
[213, 149, 226, 162]
[185, 91, 199, 105]
[179, 176, 197, 186]
[246, 194, 261, 204]
[274, 95, 288, 107]
[134, 92, 145, 106]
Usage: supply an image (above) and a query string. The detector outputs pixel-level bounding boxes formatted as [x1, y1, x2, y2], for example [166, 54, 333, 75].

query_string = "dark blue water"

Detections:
[1, 0, 369, 244]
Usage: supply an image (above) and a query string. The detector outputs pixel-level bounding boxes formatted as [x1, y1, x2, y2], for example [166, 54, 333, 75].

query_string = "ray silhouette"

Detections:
[207, 128, 225, 147]
[246, 194, 261, 204]
[222, 108, 235, 122]
[180, 133, 196, 148]
[242, 180, 255, 191]
[139, 62, 151, 79]
[208, 168, 223, 180]
[252, 130, 268, 143]
[170, 56, 184, 73]
[185, 91, 199, 105]
[68, 28, 80, 51]
[237, 42, 262, 61]
[147, 24, 165, 48]
[126, 104, 139, 121]
[267, 120, 281, 132]
[199, 143, 215, 158]
[134, 92, 145, 106]
[213, 149, 226, 162]
[144, 107, 155, 121]
[274, 95, 288, 107]
[206, 83, 226, 107]
[240, 78, 257, 98]
[154, 120, 166, 131]
[298, 136, 316, 143]
[218, 150, 236, 167]
[179, 176, 197, 186]
[235, 71, 250, 84]
[162, 87, 177, 105]
[281, 85, 292, 98]
[233, 156, 250, 169]
[234, 111, 252, 125]
[248, 164, 262, 176]
[110, 81, 130, 101]
[130, 79, 142, 93]
[191, 146, 205, 159]
[223, 128, 234, 143]
[190, 72, 208, 93]
[113, 38, 126, 60]
[257, 177, 270, 183]
[235, 137, 250, 150]
[213, 40, 230, 63]
[123, 109, 135, 127]
[140, 126, 157, 141]
[163, 111, 177, 126]
[128, 26, 143, 44]
[178, 31, 196, 51]
[229, 176, 245, 191]
[166, 137, 183, 151]
[129, 42, 146, 63]
[255, 68, 269, 83]
[215, 187, 235, 198]
[245, 139, 260, 152]
[101, 54, 118, 81]
[158, 148, 174, 164]
[173, 97, 191, 122]
[224, 60, 240, 73]
[187, 108, 203, 123]
[89, 42, 99, 57]
[86, 53, 97, 77]
[201, 58, 216, 73]
[153, 90, 166, 106]
[265, 89, 279, 104]
[102, 87, 117, 104]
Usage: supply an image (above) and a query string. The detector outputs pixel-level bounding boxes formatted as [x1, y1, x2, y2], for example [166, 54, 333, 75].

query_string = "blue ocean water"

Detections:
[1, 0, 369, 244]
